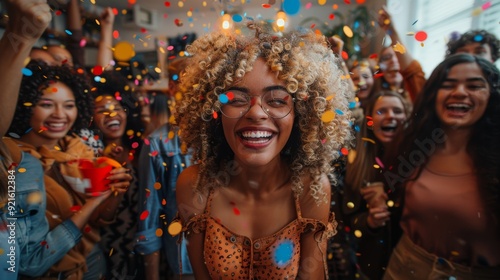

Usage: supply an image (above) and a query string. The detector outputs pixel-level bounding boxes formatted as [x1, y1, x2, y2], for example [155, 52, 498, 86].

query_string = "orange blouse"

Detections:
[183, 190, 337, 279]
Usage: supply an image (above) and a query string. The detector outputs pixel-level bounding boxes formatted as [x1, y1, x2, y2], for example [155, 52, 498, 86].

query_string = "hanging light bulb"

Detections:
[221, 12, 233, 30]
[275, 0, 288, 32]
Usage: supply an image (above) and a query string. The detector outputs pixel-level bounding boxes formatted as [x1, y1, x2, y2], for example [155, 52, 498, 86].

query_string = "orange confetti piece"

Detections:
[154, 182, 162, 190]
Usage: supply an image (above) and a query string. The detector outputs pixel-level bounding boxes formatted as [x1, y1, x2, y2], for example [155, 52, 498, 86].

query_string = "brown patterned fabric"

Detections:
[183, 190, 336, 279]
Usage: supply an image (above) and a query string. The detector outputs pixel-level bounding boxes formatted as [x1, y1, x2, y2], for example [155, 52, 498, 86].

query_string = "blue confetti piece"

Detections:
[94, 76, 101, 82]
[188, 18, 193, 22]
[65, 29, 72, 35]
[24, 127, 33, 134]
[232, 14, 243, 22]
[412, 20, 418, 26]
[354, 125, 360, 132]
[473, 34, 483, 42]
[219, 93, 229, 104]
[22, 68, 33, 76]
[274, 240, 294, 267]
[172, 74, 179, 81]
[283, 0, 301, 16]
[335, 109, 344, 115]
[354, 45, 360, 52]
[353, 21, 360, 29]
[348, 101, 357, 109]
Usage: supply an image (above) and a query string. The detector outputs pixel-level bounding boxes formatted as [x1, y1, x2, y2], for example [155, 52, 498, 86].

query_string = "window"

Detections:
[390, 0, 500, 76]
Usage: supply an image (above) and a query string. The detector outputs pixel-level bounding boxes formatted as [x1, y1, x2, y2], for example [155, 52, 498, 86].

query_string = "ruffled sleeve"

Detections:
[182, 213, 208, 237]
[302, 212, 338, 243]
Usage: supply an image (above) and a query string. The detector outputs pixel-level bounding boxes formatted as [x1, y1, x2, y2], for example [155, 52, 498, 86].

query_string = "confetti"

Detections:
[168, 220, 182, 236]
[140, 210, 149, 220]
[274, 240, 294, 267]
[283, 0, 301, 15]
[154, 182, 162, 190]
[22, 68, 33, 76]
[392, 42, 406, 54]
[321, 111, 335, 122]
[414, 31, 427, 42]
[233, 207, 240, 215]
[343, 25, 354, 38]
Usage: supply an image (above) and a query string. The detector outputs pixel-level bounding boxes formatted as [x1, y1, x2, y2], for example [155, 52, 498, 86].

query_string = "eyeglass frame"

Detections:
[217, 87, 295, 119]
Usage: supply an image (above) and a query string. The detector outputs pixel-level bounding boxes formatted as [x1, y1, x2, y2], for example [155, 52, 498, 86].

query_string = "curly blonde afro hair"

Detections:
[175, 23, 354, 204]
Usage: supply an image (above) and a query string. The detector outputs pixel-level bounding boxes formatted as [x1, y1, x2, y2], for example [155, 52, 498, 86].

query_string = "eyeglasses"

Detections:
[219, 90, 294, 119]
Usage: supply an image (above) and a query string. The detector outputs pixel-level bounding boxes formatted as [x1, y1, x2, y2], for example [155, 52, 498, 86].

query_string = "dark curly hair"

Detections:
[91, 70, 143, 149]
[446, 29, 500, 62]
[385, 54, 500, 223]
[7, 60, 93, 137]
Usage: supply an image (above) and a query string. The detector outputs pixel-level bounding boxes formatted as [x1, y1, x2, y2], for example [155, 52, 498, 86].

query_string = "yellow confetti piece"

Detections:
[24, 102, 33, 107]
[361, 137, 376, 144]
[326, 95, 334, 101]
[18, 167, 27, 173]
[347, 202, 355, 209]
[126, 129, 134, 136]
[156, 228, 164, 237]
[27, 192, 42, 204]
[383, 19, 391, 25]
[354, 230, 362, 238]
[343, 25, 354, 38]
[451, 251, 460, 256]
[109, 112, 117, 117]
[168, 131, 175, 139]
[393, 41, 406, 54]
[348, 149, 357, 164]
[387, 200, 395, 207]
[95, 95, 103, 102]
[0, 248, 4, 255]
[168, 221, 182, 236]
[109, 247, 114, 256]
[321, 111, 335, 123]
[54, 146, 61, 151]
[154, 182, 161, 190]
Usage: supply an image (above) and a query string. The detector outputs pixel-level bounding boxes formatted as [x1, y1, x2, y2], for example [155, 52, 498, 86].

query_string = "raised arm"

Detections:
[378, 6, 413, 70]
[97, 7, 115, 69]
[0, 0, 51, 136]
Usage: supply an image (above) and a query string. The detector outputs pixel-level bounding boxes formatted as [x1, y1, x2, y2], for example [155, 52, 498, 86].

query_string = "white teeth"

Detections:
[47, 123, 64, 128]
[447, 104, 471, 110]
[107, 120, 120, 126]
[241, 131, 272, 138]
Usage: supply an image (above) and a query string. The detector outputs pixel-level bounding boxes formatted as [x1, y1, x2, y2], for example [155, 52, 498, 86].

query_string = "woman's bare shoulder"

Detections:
[298, 173, 331, 222]
[176, 165, 209, 221]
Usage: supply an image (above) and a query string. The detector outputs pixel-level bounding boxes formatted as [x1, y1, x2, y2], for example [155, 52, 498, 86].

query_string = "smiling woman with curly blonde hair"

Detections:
[175, 23, 353, 279]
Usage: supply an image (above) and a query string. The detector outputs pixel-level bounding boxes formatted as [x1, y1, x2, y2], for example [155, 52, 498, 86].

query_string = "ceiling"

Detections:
[99, 0, 274, 14]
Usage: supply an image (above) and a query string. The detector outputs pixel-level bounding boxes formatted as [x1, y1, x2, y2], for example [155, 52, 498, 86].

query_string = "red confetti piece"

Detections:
[369, 53, 378, 59]
[92, 66, 104, 76]
[341, 51, 349, 60]
[344, 0, 351, 4]
[112, 8, 118, 15]
[84, 226, 91, 233]
[373, 73, 384, 79]
[131, 142, 139, 149]
[262, 4, 271, 8]
[55, 10, 62, 16]
[113, 30, 120, 39]
[140, 210, 149, 220]
[233, 207, 240, 215]
[164, 1, 171, 7]
[340, 147, 349, 156]
[356, 0, 366, 3]
[79, 39, 87, 47]
[310, 23, 316, 29]
[144, 139, 150, 145]
[213, 111, 218, 119]
[161, 198, 167, 206]
[140, 28, 147, 33]
[70, 205, 81, 212]
[329, 14, 335, 20]
[151, 151, 159, 157]
[414, 31, 427, 42]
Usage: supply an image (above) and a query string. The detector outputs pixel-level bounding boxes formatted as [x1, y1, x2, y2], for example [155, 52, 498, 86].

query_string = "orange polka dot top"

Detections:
[182, 190, 337, 279]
